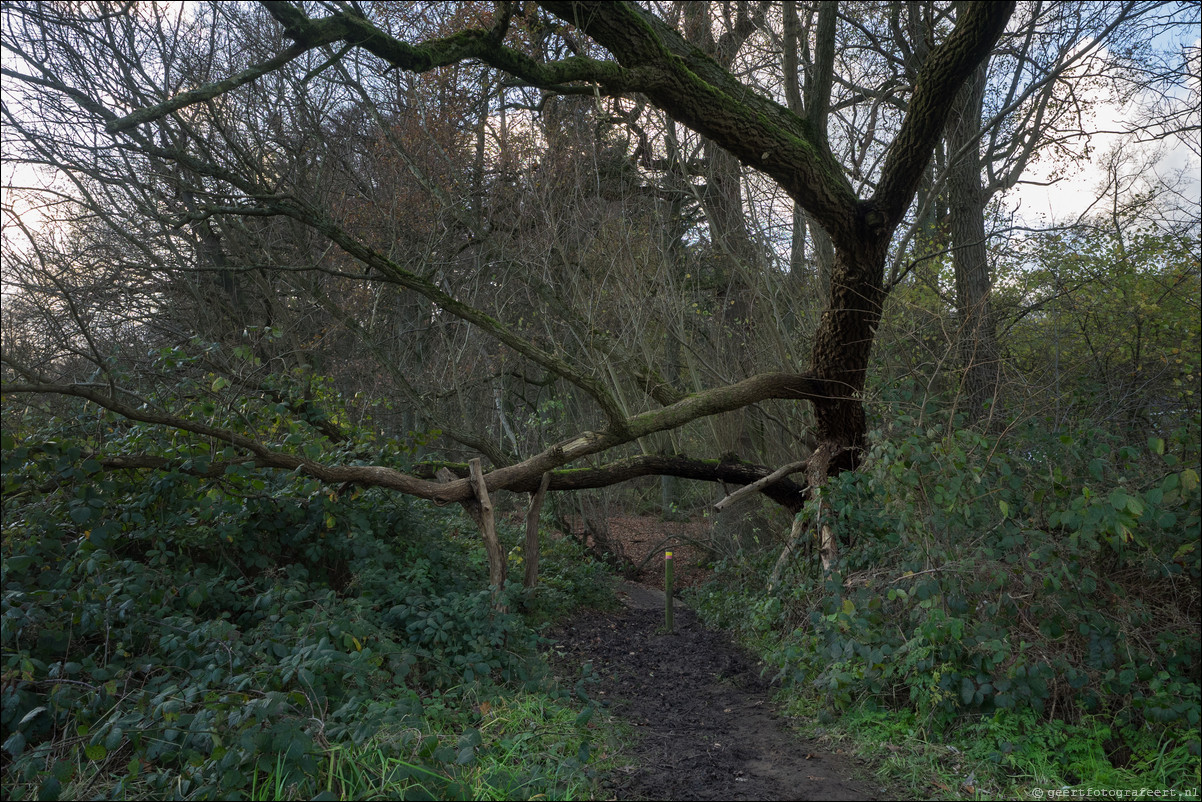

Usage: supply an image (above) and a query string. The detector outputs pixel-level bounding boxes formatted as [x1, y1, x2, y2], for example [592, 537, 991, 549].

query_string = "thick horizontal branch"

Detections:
[417, 454, 809, 512]
[24, 449, 807, 513]
[3, 370, 828, 507]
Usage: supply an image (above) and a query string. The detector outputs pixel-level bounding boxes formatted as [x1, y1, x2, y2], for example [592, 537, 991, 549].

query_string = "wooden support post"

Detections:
[524, 472, 551, 589]
[436, 464, 505, 609]
[465, 458, 506, 605]
[808, 446, 838, 573]
[665, 551, 675, 633]
[766, 444, 841, 590]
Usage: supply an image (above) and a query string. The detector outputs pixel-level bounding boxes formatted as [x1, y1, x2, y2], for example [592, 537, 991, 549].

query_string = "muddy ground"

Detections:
[549, 579, 891, 801]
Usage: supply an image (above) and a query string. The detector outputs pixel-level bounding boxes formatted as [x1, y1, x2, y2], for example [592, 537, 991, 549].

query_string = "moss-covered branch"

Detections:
[420, 453, 808, 512]
[539, 1, 860, 244]
[3, 367, 825, 507]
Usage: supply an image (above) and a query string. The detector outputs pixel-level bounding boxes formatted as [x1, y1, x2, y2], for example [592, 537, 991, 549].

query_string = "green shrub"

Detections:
[692, 403, 1201, 787]
[0, 405, 608, 800]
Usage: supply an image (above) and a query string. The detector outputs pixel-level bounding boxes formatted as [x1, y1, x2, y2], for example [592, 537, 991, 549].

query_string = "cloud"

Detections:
[1005, 37, 1201, 226]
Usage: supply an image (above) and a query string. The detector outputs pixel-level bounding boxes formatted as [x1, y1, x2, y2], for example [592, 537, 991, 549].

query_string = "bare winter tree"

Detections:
[2, 0, 1014, 581]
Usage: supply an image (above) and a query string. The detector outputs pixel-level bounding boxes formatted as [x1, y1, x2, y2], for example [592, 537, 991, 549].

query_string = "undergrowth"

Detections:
[1, 406, 616, 800]
[690, 405, 1201, 799]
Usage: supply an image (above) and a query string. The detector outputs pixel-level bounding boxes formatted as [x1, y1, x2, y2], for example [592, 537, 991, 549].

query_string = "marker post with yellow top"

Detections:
[665, 551, 674, 632]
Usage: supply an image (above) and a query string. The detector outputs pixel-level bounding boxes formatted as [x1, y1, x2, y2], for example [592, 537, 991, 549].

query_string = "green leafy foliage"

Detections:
[692, 399, 1201, 789]
[0, 397, 609, 800]
[1004, 222, 1201, 420]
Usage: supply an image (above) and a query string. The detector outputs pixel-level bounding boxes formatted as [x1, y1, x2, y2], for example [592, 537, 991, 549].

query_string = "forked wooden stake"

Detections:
[464, 458, 506, 608]
[435, 464, 506, 609]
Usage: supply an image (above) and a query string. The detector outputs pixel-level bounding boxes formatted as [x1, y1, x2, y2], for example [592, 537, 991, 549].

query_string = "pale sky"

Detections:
[1005, 37, 1201, 226]
[1007, 102, 1201, 225]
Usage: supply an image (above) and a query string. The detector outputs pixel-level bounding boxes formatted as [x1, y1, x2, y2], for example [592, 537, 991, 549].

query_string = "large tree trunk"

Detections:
[947, 60, 1001, 421]
[781, 234, 886, 576]
[809, 234, 888, 470]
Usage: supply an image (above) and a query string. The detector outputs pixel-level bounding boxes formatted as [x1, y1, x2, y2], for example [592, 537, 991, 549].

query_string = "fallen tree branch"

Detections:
[417, 454, 809, 511]
[3, 365, 827, 510]
[713, 459, 808, 511]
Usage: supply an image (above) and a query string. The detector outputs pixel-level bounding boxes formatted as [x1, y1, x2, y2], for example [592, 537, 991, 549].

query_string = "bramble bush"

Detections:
[692, 398, 1200, 786]
[1, 392, 609, 800]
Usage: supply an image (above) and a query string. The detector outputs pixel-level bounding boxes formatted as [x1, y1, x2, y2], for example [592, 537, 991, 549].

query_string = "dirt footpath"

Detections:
[550, 580, 888, 801]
